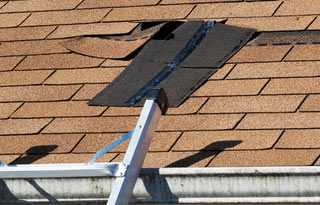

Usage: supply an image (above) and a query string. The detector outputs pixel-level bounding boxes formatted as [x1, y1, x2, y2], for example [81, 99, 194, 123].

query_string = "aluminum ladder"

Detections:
[0, 88, 169, 205]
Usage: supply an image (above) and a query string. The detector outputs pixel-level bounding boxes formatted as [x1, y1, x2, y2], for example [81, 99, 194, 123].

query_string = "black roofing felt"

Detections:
[89, 21, 255, 107]
[180, 23, 255, 67]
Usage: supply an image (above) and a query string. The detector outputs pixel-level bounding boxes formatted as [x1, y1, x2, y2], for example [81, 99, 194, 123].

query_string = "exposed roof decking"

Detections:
[1, 0, 320, 168]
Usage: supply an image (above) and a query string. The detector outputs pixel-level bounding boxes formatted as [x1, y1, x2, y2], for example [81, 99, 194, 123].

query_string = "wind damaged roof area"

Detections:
[1, 0, 320, 168]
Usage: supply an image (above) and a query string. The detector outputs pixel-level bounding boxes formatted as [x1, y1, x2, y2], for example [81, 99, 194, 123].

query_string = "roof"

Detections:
[1, 0, 320, 168]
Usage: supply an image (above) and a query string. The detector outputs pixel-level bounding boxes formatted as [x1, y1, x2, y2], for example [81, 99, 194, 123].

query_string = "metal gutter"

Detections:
[1, 166, 320, 204]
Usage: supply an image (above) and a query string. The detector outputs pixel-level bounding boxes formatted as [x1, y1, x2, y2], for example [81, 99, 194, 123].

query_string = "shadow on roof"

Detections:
[166, 140, 242, 167]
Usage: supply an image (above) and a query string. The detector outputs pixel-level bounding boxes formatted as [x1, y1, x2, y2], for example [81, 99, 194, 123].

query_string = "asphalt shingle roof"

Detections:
[1, 0, 320, 167]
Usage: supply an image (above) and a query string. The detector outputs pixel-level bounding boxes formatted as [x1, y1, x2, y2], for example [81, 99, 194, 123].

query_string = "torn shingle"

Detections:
[59, 22, 172, 59]
[16, 53, 104, 70]
[60, 37, 149, 59]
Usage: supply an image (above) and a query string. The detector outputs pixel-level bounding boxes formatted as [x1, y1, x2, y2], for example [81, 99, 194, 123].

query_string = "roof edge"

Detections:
[2, 166, 320, 204]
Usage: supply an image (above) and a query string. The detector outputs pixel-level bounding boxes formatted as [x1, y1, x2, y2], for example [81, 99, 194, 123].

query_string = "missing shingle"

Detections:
[248, 31, 320, 46]
[100, 22, 168, 41]
[152, 21, 184, 40]
[141, 21, 165, 30]
[60, 22, 175, 59]
[89, 21, 255, 107]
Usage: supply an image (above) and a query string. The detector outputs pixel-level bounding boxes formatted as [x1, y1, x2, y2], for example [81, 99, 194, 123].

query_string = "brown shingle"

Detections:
[209, 64, 234, 80]
[101, 59, 132, 67]
[0, 13, 30, 28]
[0, 0, 82, 13]
[16, 53, 104, 70]
[114, 151, 217, 168]
[200, 95, 304, 113]
[61, 37, 149, 59]
[300, 95, 320, 112]
[262, 78, 320, 95]
[188, 1, 281, 19]
[308, 17, 320, 30]
[72, 84, 108, 101]
[0, 26, 56, 42]
[0, 134, 83, 154]
[0, 2, 6, 9]
[237, 113, 320, 129]
[143, 151, 217, 167]
[276, 129, 320, 149]
[158, 114, 243, 131]
[103, 5, 194, 22]
[44, 68, 123, 84]
[103, 107, 142, 116]
[78, 0, 160, 8]
[209, 149, 320, 167]
[172, 130, 282, 151]
[0, 70, 53, 86]
[228, 46, 292, 63]
[22, 9, 110, 26]
[0, 40, 68, 56]
[314, 158, 320, 166]
[227, 61, 320, 79]
[74, 132, 181, 153]
[103, 97, 207, 116]
[226, 16, 315, 31]
[0, 155, 21, 165]
[13, 153, 117, 164]
[0, 85, 81, 102]
[275, 0, 320, 16]
[1, 0, 319, 168]
[0, 103, 22, 119]
[0, 118, 52, 135]
[12, 101, 106, 118]
[0, 56, 24, 71]
[161, 0, 238, 4]
[285, 45, 320, 61]
[167, 97, 207, 114]
[48, 22, 138, 39]
[43, 116, 138, 133]
[192, 79, 268, 96]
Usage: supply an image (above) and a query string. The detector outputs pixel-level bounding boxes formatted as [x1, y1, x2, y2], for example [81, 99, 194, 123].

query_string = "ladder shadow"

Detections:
[167, 140, 243, 167]
[139, 140, 242, 202]
[12, 145, 58, 164]
[0, 179, 19, 202]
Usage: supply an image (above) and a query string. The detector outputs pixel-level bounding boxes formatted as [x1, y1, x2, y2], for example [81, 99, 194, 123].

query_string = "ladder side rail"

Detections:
[107, 99, 162, 204]
[0, 163, 125, 179]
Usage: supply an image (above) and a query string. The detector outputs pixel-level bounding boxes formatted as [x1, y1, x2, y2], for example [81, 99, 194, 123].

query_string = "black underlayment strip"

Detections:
[180, 23, 255, 67]
[125, 21, 215, 106]
[89, 21, 255, 107]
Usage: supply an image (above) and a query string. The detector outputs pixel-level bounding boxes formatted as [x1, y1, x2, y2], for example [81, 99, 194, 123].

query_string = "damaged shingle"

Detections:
[60, 22, 170, 59]
[89, 21, 255, 107]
